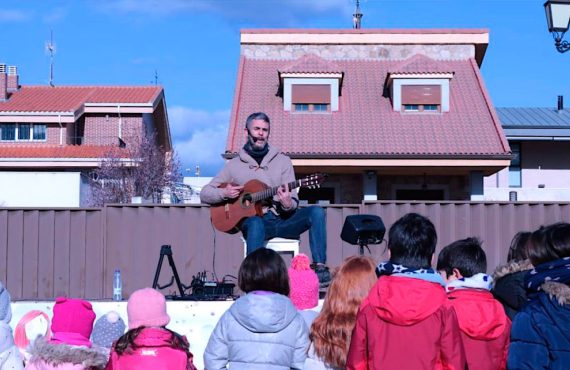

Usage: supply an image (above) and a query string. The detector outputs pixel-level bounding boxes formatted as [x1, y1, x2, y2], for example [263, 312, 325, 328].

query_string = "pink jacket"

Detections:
[105, 327, 196, 370]
[24, 338, 108, 370]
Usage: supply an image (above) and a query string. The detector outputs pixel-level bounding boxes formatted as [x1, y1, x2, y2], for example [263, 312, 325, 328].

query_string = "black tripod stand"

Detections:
[152, 245, 190, 299]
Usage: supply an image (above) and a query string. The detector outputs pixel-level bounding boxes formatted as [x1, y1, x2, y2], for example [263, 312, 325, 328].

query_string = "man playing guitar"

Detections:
[200, 112, 330, 287]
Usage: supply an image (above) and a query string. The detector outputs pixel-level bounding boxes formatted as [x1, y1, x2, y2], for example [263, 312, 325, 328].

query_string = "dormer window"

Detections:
[390, 78, 451, 113]
[278, 54, 343, 113]
[386, 54, 454, 113]
[401, 85, 441, 113]
[284, 79, 338, 112]
[291, 84, 331, 113]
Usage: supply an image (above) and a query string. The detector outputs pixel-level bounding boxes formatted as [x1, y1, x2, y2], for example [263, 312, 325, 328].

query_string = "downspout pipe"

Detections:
[118, 105, 122, 139]
[58, 114, 63, 145]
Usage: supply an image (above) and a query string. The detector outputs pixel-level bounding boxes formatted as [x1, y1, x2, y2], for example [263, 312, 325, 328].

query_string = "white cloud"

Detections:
[169, 106, 230, 140]
[43, 7, 68, 24]
[169, 106, 230, 176]
[0, 9, 32, 22]
[96, 0, 353, 26]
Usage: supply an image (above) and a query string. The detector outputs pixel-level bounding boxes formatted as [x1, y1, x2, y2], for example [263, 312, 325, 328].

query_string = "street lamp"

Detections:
[544, 0, 570, 53]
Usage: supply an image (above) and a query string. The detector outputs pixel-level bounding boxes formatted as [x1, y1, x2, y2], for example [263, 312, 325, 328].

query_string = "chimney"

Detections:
[7, 66, 19, 92]
[558, 95, 564, 111]
[0, 64, 7, 101]
[353, 0, 363, 29]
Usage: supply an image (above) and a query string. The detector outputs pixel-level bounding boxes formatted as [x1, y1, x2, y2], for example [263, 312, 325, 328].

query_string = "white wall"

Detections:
[11, 299, 324, 370]
[484, 187, 570, 201]
[183, 176, 213, 204]
[484, 141, 570, 201]
[0, 172, 83, 207]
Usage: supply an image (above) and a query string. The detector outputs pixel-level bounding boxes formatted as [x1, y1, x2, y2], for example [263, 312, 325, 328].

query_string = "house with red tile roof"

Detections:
[225, 29, 511, 202]
[0, 64, 171, 206]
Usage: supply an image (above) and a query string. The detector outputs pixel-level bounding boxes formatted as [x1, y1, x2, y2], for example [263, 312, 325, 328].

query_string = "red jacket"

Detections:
[447, 289, 511, 370]
[105, 327, 197, 370]
[346, 276, 466, 370]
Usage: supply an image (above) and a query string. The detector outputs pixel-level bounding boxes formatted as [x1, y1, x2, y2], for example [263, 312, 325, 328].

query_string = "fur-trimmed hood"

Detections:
[542, 281, 570, 306]
[27, 337, 108, 369]
[492, 259, 533, 280]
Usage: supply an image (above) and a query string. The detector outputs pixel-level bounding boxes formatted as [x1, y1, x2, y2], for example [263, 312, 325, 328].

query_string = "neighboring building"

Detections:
[485, 100, 570, 201]
[182, 176, 214, 204]
[225, 29, 511, 203]
[0, 64, 171, 207]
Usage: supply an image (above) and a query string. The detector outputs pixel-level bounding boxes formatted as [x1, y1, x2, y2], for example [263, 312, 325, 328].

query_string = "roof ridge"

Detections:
[21, 85, 161, 89]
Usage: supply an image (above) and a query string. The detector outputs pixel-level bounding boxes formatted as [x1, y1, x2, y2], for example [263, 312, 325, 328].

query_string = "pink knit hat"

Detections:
[127, 288, 170, 330]
[288, 254, 319, 310]
[50, 297, 96, 347]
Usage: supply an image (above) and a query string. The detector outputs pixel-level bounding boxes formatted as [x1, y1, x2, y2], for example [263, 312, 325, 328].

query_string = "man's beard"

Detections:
[248, 135, 267, 149]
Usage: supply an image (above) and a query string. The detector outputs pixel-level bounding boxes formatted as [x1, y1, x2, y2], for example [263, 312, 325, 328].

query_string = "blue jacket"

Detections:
[508, 281, 570, 369]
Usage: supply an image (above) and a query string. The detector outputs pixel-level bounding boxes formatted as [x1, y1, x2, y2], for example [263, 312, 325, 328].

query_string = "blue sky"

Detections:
[1, 0, 568, 176]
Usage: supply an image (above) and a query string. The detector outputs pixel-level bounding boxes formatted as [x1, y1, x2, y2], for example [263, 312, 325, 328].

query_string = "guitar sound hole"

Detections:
[241, 193, 252, 207]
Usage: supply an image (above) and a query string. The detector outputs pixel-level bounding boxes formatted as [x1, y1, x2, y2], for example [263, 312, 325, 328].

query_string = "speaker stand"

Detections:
[152, 245, 190, 298]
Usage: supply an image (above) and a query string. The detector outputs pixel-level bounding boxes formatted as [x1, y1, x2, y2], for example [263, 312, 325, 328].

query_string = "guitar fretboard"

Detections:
[251, 180, 301, 202]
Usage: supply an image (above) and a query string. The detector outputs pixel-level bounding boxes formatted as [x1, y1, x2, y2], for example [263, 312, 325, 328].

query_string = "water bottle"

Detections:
[113, 269, 122, 301]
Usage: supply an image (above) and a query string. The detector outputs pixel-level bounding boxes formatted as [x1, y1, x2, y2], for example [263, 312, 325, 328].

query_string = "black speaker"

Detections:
[341, 214, 386, 246]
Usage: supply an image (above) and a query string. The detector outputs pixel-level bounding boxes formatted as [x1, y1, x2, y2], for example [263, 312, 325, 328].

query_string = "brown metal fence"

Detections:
[1, 202, 569, 300]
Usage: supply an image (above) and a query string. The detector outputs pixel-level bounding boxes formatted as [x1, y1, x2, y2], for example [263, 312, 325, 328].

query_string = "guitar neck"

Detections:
[251, 180, 300, 202]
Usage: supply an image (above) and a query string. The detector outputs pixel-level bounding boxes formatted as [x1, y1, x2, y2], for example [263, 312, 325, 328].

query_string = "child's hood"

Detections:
[230, 292, 298, 333]
[132, 327, 187, 348]
[448, 289, 510, 340]
[368, 275, 447, 325]
[27, 337, 108, 369]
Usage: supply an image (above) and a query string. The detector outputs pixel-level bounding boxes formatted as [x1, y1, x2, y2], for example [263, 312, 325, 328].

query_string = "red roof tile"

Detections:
[227, 57, 509, 157]
[0, 86, 162, 113]
[388, 54, 454, 75]
[0, 145, 129, 159]
[280, 54, 341, 74]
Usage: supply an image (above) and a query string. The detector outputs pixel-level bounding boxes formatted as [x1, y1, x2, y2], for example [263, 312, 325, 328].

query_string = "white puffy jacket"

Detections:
[204, 292, 309, 370]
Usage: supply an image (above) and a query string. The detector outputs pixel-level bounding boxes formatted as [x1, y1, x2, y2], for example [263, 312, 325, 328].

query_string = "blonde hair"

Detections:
[310, 256, 377, 368]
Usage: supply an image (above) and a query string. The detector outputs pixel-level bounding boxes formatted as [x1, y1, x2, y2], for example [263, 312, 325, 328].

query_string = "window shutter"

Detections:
[292, 85, 331, 104]
[401, 85, 441, 105]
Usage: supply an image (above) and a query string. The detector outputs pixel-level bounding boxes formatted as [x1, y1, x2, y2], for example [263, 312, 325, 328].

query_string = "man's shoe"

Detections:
[313, 264, 331, 288]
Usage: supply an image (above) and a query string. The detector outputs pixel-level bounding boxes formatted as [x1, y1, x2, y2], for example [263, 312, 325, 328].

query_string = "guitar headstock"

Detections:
[300, 173, 327, 189]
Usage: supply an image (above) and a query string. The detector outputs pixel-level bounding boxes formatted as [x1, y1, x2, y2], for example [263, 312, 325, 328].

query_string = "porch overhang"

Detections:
[291, 158, 511, 176]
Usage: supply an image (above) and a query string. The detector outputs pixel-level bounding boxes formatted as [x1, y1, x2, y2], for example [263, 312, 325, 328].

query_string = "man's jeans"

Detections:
[241, 206, 327, 264]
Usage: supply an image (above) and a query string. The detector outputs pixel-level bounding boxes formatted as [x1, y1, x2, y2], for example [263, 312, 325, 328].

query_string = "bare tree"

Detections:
[88, 132, 181, 206]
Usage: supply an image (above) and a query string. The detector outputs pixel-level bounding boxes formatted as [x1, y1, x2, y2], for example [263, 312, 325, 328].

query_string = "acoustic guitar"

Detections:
[210, 173, 326, 233]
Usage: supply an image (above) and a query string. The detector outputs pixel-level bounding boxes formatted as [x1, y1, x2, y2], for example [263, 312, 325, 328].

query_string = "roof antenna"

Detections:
[353, 0, 363, 29]
[151, 69, 159, 85]
[45, 30, 56, 87]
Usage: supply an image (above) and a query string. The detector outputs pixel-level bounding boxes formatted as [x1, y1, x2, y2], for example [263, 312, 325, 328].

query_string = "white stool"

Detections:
[242, 237, 300, 258]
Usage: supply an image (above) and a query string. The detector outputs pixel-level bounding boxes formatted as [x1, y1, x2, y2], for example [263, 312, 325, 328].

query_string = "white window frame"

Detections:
[0, 123, 47, 142]
[392, 77, 451, 113]
[283, 77, 340, 112]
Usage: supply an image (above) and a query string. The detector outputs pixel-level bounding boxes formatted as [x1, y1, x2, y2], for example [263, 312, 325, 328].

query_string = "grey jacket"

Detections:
[200, 146, 299, 214]
[203, 292, 310, 370]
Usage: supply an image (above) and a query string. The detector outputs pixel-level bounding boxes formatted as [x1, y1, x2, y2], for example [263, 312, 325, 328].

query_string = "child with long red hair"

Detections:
[305, 256, 377, 370]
